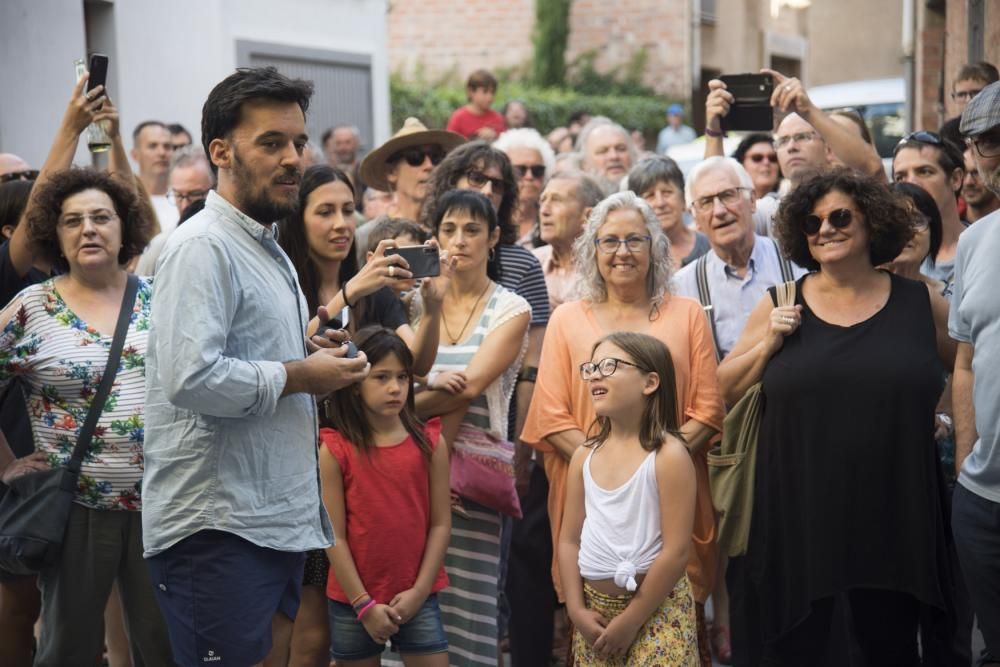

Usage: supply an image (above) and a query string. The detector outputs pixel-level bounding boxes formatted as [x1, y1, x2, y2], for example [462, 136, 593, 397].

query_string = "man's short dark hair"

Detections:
[201, 66, 314, 175]
[132, 120, 168, 144]
[167, 123, 190, 137]
[956, 61, 999, 86]
[774, 168, 912, 272]
[893, 131, 965, 191]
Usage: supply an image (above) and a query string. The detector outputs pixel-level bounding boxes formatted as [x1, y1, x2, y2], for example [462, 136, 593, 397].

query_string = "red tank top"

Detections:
[322, 418, 449, 604]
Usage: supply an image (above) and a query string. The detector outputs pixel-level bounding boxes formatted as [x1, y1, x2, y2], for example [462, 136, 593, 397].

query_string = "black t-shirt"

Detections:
[0, 241, 49, 460]
[330, 286, 408, 332]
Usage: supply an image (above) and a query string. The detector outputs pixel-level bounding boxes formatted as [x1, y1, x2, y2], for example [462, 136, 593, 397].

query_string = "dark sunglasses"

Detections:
[0, 169, 40, 183]
[899, 130, 943, 147]
[465, 169, 506, 194]
[513, 164, 546, 179]
[397, 146, 446, 167]
[803, 208, 853, 235]
[748, 153, 778, 164]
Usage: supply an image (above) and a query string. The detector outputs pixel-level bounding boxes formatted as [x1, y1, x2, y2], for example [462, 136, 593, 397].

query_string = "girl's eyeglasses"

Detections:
[579, 357, 644, 381]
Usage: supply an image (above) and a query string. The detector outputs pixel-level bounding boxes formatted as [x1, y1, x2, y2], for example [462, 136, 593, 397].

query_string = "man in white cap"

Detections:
[950, 79, 1000, 666]
[360, 118, 464, 221]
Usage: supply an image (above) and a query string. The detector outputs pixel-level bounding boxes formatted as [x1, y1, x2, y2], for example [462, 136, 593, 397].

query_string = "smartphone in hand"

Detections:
[385, 245, 441, 279]
[719, 73, 774, 132]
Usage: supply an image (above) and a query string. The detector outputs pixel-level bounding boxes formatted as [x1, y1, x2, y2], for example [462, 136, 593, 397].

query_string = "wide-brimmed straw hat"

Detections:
[360, 117, 465, 191]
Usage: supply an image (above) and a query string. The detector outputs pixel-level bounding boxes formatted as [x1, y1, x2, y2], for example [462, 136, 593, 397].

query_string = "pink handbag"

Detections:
[450, 423, 523, 518]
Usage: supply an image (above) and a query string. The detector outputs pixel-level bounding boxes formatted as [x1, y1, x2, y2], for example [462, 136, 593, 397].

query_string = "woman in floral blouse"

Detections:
[0, 168, 174, 664]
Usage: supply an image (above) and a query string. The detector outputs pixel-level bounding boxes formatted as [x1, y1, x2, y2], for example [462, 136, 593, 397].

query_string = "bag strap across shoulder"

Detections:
[66, 274, 139, 473]
[695, 255, 722, 363]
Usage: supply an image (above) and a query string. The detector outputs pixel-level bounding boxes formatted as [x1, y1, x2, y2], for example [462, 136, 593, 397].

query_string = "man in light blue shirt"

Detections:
[656, 104, 697, 154]
[673, 157, 806, 359]
[142, 67, 370, 667]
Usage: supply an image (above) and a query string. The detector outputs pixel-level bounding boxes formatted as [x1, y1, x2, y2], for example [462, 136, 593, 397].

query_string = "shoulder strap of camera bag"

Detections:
[65, 274, 139, 474]
[695, 255, 722, 363]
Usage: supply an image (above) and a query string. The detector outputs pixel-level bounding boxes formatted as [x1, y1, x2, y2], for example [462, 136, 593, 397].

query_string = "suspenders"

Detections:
[695, 238, 794, 362]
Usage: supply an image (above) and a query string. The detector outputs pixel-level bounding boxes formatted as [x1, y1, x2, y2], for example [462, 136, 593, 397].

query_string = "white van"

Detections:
[807, 78, 906, 159]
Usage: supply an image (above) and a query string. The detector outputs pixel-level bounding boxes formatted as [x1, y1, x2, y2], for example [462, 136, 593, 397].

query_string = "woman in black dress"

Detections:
[718, 168, 956, 666]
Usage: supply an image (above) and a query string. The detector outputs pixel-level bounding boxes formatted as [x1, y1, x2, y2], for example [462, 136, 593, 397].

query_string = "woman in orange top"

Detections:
[521, 191, 724, 666]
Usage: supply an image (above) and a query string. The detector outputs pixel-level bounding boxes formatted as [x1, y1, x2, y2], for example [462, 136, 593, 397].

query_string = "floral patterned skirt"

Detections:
[572, 575, 699, 667]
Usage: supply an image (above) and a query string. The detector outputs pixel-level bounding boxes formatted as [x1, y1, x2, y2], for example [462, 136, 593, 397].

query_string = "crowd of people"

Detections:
[0, 54, 998, 667]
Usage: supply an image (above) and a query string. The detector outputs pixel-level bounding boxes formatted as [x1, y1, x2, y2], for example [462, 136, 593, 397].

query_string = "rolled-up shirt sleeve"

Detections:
[152, 235, 287, 418]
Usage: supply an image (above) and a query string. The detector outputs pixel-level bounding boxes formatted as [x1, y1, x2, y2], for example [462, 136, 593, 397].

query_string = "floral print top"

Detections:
[0, 277, 152, 510]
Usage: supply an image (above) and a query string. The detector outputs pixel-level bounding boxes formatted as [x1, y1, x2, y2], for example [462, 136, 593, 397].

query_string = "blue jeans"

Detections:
[328, 593, 448, 661]
[953, 482, 1000, 654]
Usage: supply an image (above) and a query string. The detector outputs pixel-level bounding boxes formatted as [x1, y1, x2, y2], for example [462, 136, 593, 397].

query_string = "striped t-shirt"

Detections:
[0, 277, 152, 510]
[498, 243, 550, 327]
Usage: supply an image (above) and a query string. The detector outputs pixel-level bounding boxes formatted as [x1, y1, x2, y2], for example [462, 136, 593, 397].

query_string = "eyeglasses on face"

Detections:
[58, 211, 119, 228]
[0, 170, 40, 183]
[691, 187, 749, 213]
[966, 132, 1000, 159]
[579, 357, 644, 381]
[747, 153, 778, 164]
[398, 146, 446, 168]
[465, 169, 506, 194]
[803, 208, 853, 235]
[774, 131, 819, 150]
[594, 234, 651, 254]
[911, 214, 930, 232]
[166, 189, 211, 205]
[951, 89, 983, 102]
[513, 164, 546, 180]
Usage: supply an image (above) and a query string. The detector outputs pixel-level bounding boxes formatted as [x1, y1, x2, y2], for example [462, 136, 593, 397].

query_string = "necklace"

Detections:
[443, 281, 492, 345]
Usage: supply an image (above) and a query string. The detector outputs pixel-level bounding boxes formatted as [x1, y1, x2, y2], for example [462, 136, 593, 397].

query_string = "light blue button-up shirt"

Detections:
[672, 234, 807, 359]
[142, 191, 333, 557]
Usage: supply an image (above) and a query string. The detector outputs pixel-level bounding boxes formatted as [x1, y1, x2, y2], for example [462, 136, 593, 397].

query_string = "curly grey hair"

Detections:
[493, 128, 556, 178]
[573, 191, 673, 309]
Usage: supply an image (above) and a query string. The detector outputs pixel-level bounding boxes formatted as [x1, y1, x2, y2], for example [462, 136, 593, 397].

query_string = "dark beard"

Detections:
[232, 151, 300, 223]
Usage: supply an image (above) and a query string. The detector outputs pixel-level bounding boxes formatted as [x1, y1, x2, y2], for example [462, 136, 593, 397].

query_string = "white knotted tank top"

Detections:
[577, 448, 662, 591]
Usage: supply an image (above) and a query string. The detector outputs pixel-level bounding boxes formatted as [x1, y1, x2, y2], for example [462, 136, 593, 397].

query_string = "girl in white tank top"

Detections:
[559, 332, 700, 666]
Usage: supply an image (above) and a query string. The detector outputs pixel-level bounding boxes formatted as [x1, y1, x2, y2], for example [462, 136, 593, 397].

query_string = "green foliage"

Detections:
[532, 0, 571, 86]
[390, 76, 676, 139]
[566, 48, 657, 98]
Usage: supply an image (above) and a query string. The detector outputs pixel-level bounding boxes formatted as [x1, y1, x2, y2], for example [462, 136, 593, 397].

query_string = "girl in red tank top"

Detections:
[319, 326, 451, 663]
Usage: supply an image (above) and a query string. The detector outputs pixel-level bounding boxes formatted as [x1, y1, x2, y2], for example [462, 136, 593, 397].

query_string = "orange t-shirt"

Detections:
[520, 297, 725, 602]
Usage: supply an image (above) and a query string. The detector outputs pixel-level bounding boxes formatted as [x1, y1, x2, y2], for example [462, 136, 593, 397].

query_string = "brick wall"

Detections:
[387, 0, 536, 83]
[387, 0, 690, 97]
[915, 4, 946, 132]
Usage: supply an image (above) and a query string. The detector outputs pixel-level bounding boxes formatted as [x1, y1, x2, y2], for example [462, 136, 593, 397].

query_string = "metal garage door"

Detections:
[236, 40, 374, 152]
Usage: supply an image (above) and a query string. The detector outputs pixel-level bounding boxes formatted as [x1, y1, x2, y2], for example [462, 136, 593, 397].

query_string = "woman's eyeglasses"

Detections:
[803, 208, 853, 235]
[747, 154, 778, 164]
[594, 235, 651, 254]
[465, 169, 506, 194]
[513, 164, 546, 180]
[397, 146, 446, 168]
[579, 357, 644, 381]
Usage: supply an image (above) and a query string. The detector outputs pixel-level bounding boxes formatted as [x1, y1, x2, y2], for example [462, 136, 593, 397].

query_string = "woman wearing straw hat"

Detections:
[360, 117, 465, 222]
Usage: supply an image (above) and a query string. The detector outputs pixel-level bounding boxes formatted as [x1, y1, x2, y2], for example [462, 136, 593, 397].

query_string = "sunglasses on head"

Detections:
[513, 164, 546, 179]
[0, 169, 40, 183]
[899, 130, 944, 147]
[397, 146, 446, 167]
[748, 153, 778, 164]
[803, 208, 853, 235]
[465, 169, 506, 194]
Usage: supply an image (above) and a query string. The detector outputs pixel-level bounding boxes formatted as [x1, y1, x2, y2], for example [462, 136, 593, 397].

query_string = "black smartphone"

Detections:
[719, 73, 774, 132]
[87, 53, 109, 95]
[385, 245, 440, 279]
[312, 323, 358, 358]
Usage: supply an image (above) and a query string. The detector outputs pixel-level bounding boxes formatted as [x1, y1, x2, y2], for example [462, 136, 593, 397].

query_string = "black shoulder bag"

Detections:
[0, 274, 139, 575]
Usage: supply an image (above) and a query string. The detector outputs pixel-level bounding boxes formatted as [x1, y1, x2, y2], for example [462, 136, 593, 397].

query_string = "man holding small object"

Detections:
[142, 67, 370, 667]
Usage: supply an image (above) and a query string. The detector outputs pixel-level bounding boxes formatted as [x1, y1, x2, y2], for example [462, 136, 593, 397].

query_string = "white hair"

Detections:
[573, 191, 674, 309]
[575, 116, 638, 166]
[169, 144, 215, 184]
[685, 156, 754, 204]
[492, 128, 557, 178]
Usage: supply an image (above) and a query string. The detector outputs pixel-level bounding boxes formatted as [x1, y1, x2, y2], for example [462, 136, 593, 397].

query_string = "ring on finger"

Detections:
[388, 265, 395, 278]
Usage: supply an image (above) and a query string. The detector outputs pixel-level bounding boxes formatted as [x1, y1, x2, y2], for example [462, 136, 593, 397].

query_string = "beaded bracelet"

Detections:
[356, 598, 377, 620]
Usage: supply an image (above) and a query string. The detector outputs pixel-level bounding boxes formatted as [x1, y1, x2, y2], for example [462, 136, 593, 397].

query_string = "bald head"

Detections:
[0, 154, 31, 177]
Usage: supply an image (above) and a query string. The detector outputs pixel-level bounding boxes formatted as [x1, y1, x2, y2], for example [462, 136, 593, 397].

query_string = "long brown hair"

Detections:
[584, 332, 685, 452]
[322, 326, 432, 459]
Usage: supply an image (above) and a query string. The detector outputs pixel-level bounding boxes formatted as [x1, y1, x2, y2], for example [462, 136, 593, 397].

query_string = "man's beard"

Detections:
[981, 165, 1000, 198]
[232, 151, 300, 223]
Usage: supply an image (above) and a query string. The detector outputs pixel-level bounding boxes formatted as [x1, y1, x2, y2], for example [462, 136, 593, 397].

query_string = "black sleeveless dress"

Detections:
[748, 272, 950, 643]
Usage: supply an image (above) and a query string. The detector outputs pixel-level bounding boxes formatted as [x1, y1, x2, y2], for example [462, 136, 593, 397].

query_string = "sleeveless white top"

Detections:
[578, 449, 662, 591]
